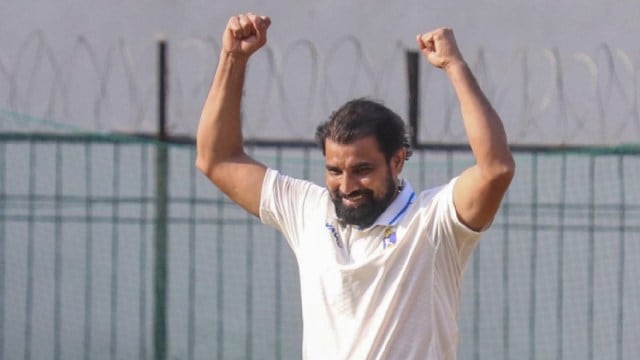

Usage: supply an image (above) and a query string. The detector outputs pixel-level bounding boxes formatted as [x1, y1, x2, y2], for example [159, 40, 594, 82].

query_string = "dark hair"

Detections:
[315, 98, 412, 161]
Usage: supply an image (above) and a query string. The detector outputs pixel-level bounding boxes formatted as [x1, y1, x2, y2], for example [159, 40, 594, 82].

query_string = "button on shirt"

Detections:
[259, 168, 481, 359]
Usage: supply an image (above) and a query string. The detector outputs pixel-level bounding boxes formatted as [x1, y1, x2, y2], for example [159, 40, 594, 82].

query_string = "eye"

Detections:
[326, 167, 341, 175]
[354, 165, 373, 175]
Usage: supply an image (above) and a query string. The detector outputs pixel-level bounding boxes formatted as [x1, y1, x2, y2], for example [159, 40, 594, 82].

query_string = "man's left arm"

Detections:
[418, 28, 515, 232]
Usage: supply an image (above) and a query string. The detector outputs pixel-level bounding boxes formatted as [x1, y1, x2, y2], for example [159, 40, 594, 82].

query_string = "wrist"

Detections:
[220, 49, 250, 66]
[443, 60, 468, 76]
[213, 49, 250, 85]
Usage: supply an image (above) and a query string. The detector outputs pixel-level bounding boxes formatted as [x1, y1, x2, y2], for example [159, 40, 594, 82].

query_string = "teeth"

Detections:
[343, 195, 364, 205]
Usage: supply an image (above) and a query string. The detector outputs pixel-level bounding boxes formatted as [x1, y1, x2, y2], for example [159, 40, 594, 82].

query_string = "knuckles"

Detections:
[226, 13, 268, 40]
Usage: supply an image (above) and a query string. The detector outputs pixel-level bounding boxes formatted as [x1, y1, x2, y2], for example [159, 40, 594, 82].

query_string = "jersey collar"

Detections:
[327, 180, 416, 229]
[372, 179, 415, 227]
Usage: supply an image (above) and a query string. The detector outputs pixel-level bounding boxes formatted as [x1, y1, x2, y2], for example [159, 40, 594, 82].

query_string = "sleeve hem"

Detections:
[259, 168, 278, 225]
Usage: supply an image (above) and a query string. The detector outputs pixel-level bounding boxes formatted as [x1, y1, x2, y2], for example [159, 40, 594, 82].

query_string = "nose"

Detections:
[339, 172, 358, 196]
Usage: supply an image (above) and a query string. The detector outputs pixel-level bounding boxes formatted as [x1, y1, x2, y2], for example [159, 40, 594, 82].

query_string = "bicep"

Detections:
[452, 165, 512, 231]
[199, 154, 267, 218]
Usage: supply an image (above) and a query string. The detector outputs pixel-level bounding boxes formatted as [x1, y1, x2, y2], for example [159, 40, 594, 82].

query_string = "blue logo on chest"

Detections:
[382, 227, 397, 249]
[325, 223, 342, 248]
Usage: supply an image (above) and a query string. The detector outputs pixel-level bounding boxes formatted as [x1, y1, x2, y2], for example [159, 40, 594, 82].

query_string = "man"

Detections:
[196, 12, 515, 359]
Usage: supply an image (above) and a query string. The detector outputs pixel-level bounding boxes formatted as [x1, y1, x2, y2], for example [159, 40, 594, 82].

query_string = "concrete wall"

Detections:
[2, 0, 639, 144]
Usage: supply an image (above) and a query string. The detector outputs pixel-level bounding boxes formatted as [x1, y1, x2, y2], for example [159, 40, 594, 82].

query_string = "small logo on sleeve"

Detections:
[382, 227, 397, 249]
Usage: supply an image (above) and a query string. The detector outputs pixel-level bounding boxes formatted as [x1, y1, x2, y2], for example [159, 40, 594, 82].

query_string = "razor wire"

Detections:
[0, 31, 639, 144]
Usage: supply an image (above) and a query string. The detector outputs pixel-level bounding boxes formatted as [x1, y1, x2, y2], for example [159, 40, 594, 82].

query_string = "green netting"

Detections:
[1, 110, 640, 359]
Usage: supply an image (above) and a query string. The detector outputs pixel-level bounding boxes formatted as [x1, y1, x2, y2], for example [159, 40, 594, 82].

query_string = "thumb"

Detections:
[257, 16, 271, 30]
[416, 33, 435, 53]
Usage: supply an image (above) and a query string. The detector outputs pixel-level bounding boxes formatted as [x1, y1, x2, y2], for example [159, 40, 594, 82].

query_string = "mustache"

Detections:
[336, 189, 374, 199]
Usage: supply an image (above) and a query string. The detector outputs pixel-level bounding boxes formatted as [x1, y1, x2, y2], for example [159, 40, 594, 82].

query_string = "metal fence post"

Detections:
[154, 37, 169, 360]
[406, 50, 420, 148]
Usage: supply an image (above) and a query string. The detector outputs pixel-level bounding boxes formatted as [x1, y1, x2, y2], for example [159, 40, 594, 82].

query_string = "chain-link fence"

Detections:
[1, 130, 639, 359]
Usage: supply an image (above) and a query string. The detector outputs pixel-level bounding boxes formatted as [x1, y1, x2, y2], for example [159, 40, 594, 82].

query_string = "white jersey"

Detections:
[259, 168, 481, 359]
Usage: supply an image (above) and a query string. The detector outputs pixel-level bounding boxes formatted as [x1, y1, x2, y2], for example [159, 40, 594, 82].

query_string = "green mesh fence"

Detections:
[1, 127, 640, 359]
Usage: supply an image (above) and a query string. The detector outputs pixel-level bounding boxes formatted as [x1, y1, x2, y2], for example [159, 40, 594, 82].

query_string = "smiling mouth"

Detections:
[342, 194, 365, 206]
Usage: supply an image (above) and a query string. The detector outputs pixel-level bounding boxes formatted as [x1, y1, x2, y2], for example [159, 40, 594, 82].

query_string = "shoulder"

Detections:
[407, 178, 463, 228]
[262, 168, 327, 200]
[259, 168, 332, 240]
[415, 179, 454, 207]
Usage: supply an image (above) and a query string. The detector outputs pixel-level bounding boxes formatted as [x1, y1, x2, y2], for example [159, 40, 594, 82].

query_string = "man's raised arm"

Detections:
[196, 13, 271, 217]
[417, 28, 515, 232]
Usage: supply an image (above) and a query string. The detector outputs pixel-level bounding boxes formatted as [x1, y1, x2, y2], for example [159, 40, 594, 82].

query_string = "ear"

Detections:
[390, 149, 406, 176]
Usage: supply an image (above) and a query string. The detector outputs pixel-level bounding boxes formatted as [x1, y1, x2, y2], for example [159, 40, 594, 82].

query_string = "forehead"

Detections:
[324, 136, 385, 166]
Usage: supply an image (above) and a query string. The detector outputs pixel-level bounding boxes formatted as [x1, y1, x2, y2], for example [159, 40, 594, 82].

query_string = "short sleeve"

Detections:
[435, 177, 482, 268]
[259, 168, 327, 251]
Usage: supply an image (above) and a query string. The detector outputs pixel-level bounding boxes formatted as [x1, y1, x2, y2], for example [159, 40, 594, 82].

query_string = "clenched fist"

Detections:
[222, 13, 271, 58]
[416, 28, 465, 71]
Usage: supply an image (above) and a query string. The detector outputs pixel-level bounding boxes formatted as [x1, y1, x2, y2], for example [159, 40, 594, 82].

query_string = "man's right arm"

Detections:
[196, 13, 271, 217]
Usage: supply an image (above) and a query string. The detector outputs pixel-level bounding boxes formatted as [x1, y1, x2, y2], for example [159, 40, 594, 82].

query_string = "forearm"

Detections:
[195, 13, 269, 216]
[446, 62, 514, 175]
[418, 27, 514, 230]
[196, 51, 249, 174]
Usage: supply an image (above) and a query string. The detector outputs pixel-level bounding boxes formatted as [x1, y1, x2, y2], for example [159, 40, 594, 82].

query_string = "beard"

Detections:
[331, 172, 398, 228]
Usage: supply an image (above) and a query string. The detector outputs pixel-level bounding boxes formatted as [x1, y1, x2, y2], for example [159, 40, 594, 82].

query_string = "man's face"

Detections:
[324, 136, 404, 228]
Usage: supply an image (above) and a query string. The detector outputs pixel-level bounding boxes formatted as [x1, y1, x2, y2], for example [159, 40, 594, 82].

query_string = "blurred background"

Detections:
[1, 0, 639, 143]
[1, 0, 639, 359]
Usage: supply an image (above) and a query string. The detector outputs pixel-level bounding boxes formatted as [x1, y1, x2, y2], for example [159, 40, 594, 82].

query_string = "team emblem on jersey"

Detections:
[382, 227, 397, 249]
